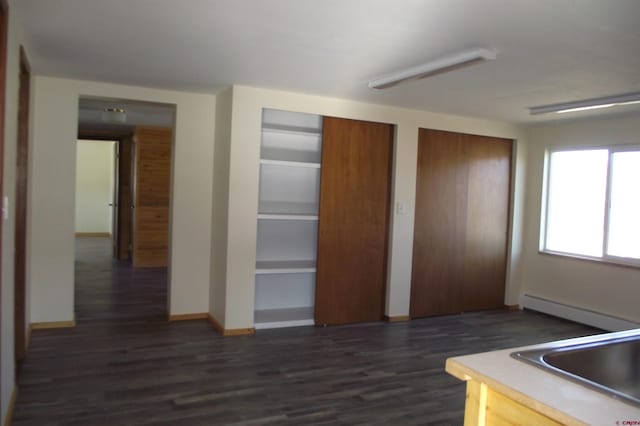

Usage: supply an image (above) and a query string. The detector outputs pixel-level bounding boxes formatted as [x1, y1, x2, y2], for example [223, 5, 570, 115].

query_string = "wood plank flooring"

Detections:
[13, 238, 600, 425]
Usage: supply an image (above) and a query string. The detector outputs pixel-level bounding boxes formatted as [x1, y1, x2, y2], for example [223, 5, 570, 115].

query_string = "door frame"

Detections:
[0, 0, 8, 385]
[77, 132, 125, 258]
[14, 46, 31, 367]
[110, 141, 119, 257]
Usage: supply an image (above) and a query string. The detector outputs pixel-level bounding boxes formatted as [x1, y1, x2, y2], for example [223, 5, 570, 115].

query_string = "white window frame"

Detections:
[540, 144, 640, 268]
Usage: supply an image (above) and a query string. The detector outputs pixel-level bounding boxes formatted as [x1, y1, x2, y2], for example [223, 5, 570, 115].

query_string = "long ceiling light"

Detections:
[368, 47, 497, 90]
[529, 92, 640, 115]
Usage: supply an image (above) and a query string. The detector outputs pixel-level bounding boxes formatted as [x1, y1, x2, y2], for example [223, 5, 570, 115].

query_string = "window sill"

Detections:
[538, 249, 640, 270]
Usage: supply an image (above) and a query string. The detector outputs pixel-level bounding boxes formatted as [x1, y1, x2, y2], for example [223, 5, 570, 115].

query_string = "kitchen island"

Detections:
[446, 330, 640, 425]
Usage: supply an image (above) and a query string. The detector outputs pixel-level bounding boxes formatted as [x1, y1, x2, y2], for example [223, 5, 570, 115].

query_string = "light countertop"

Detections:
[446, 329, 640, 425]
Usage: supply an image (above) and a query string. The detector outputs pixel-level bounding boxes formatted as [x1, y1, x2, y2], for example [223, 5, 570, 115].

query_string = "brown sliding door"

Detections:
[410, 130, 465, 317]
[410, 129, 511, 318]
[315, 117, 393, 326]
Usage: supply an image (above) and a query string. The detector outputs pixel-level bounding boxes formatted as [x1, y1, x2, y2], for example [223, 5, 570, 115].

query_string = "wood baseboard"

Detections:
[168, 313, 208, 321]
[207, 314, 255, 336]
[504, 304, 520, 311]
[75, 232, 111, 238]
[207, 314, 224, 334]
[384, 315, 411, 322]
[31, 320, 76, 330]
[26, 323, 33, 350]
[3, 384, 17, 426]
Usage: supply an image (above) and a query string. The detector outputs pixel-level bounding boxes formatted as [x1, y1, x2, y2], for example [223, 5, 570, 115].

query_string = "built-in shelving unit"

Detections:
[254, 109, 323, 330]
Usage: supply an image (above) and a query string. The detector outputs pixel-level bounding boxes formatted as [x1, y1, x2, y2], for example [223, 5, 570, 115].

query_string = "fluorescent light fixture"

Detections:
[368, 47, 497, 90]
[529, 92, 640, 115]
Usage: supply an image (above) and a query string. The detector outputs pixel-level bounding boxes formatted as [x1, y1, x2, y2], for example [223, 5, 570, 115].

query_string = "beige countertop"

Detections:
[446, 329, 640, 425]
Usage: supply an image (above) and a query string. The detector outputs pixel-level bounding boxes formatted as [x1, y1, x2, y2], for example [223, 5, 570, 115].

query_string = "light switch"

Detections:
[396, 201, 406, 215]
[2, 196, 8, 220]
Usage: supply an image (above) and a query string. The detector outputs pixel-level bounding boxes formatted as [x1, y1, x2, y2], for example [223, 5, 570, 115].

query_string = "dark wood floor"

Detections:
[13, 237, 600, 425]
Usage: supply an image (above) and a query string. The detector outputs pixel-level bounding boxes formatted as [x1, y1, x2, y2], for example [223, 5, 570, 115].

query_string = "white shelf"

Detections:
[255, 260, 316, 274]
[257, 201, 318, 218]
[262, 123, 321, 136]
[256, 220, 317, 261]
[260, 146, 321, 164]
[258, 213, 318, 221]
[260, 159, 320, 168]
[254, 307, 315, 329]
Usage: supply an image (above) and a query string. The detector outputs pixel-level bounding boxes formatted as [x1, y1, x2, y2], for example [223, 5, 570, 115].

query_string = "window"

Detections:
[542, 146, 640, 266]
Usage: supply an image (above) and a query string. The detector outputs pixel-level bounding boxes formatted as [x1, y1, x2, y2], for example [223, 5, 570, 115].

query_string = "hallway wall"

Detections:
[75, 140, 115, 234]
[30, 77, 216, 323]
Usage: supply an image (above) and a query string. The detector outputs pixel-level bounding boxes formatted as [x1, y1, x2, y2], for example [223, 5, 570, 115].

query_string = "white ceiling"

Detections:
[14, 0, 640, 124]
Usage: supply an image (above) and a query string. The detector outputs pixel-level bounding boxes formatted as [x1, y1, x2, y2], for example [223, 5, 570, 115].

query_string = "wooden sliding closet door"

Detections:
[462, 135, 511, 311]
[410, 129, 511, 318]
[315, 117, 393, 325]
[410, 130, 467, 317]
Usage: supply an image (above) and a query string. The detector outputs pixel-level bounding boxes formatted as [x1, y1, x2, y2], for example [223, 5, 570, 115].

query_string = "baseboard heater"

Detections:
[520, 294, 639, 332]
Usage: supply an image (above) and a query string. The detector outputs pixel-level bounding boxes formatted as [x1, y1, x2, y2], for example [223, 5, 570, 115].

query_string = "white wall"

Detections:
[1, 1, 27, 420]
[521, 114, 640, 323]
[75, 140, 115, 234]
[30, 76, 216, 323]
[217, 85, 527, 329]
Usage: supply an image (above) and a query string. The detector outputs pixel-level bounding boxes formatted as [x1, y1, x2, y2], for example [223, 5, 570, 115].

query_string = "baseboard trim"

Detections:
[31, 320, 76, 330]
[168, 313, 208, 321]
[26, 323, 33, 350]
[75, 232, 111, 238]
[520, 294, 639, 331]
[504, 304, 520, 311]
[384, 315, 411, 322]
[3, 384, 17, 426]
[207, 314, 255, 336]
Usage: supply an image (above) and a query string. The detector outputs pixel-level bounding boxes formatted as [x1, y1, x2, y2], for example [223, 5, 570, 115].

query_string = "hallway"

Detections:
[74, 237, 167, 323]
[12, 238, 600, 425]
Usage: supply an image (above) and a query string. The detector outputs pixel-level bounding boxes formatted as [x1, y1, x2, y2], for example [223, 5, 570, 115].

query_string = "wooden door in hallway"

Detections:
[15, 47, 30, 366]
[132, 126, 172, 267]
[110, 142, 119, 258]
[117, 135, 133, 260]
[315, 117, 393, 325]
[0, 0, 7, 384]
[410, 129, 511, 318]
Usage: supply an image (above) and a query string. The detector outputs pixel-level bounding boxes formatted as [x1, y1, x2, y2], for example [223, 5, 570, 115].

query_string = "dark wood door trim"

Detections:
[116, 135, 133, 260]
[15, 46, 31, 367]
[0, 0, 8, 387]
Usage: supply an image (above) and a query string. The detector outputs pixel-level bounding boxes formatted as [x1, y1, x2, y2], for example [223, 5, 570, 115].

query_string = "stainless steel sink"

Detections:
[511, 330, 640, 407]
